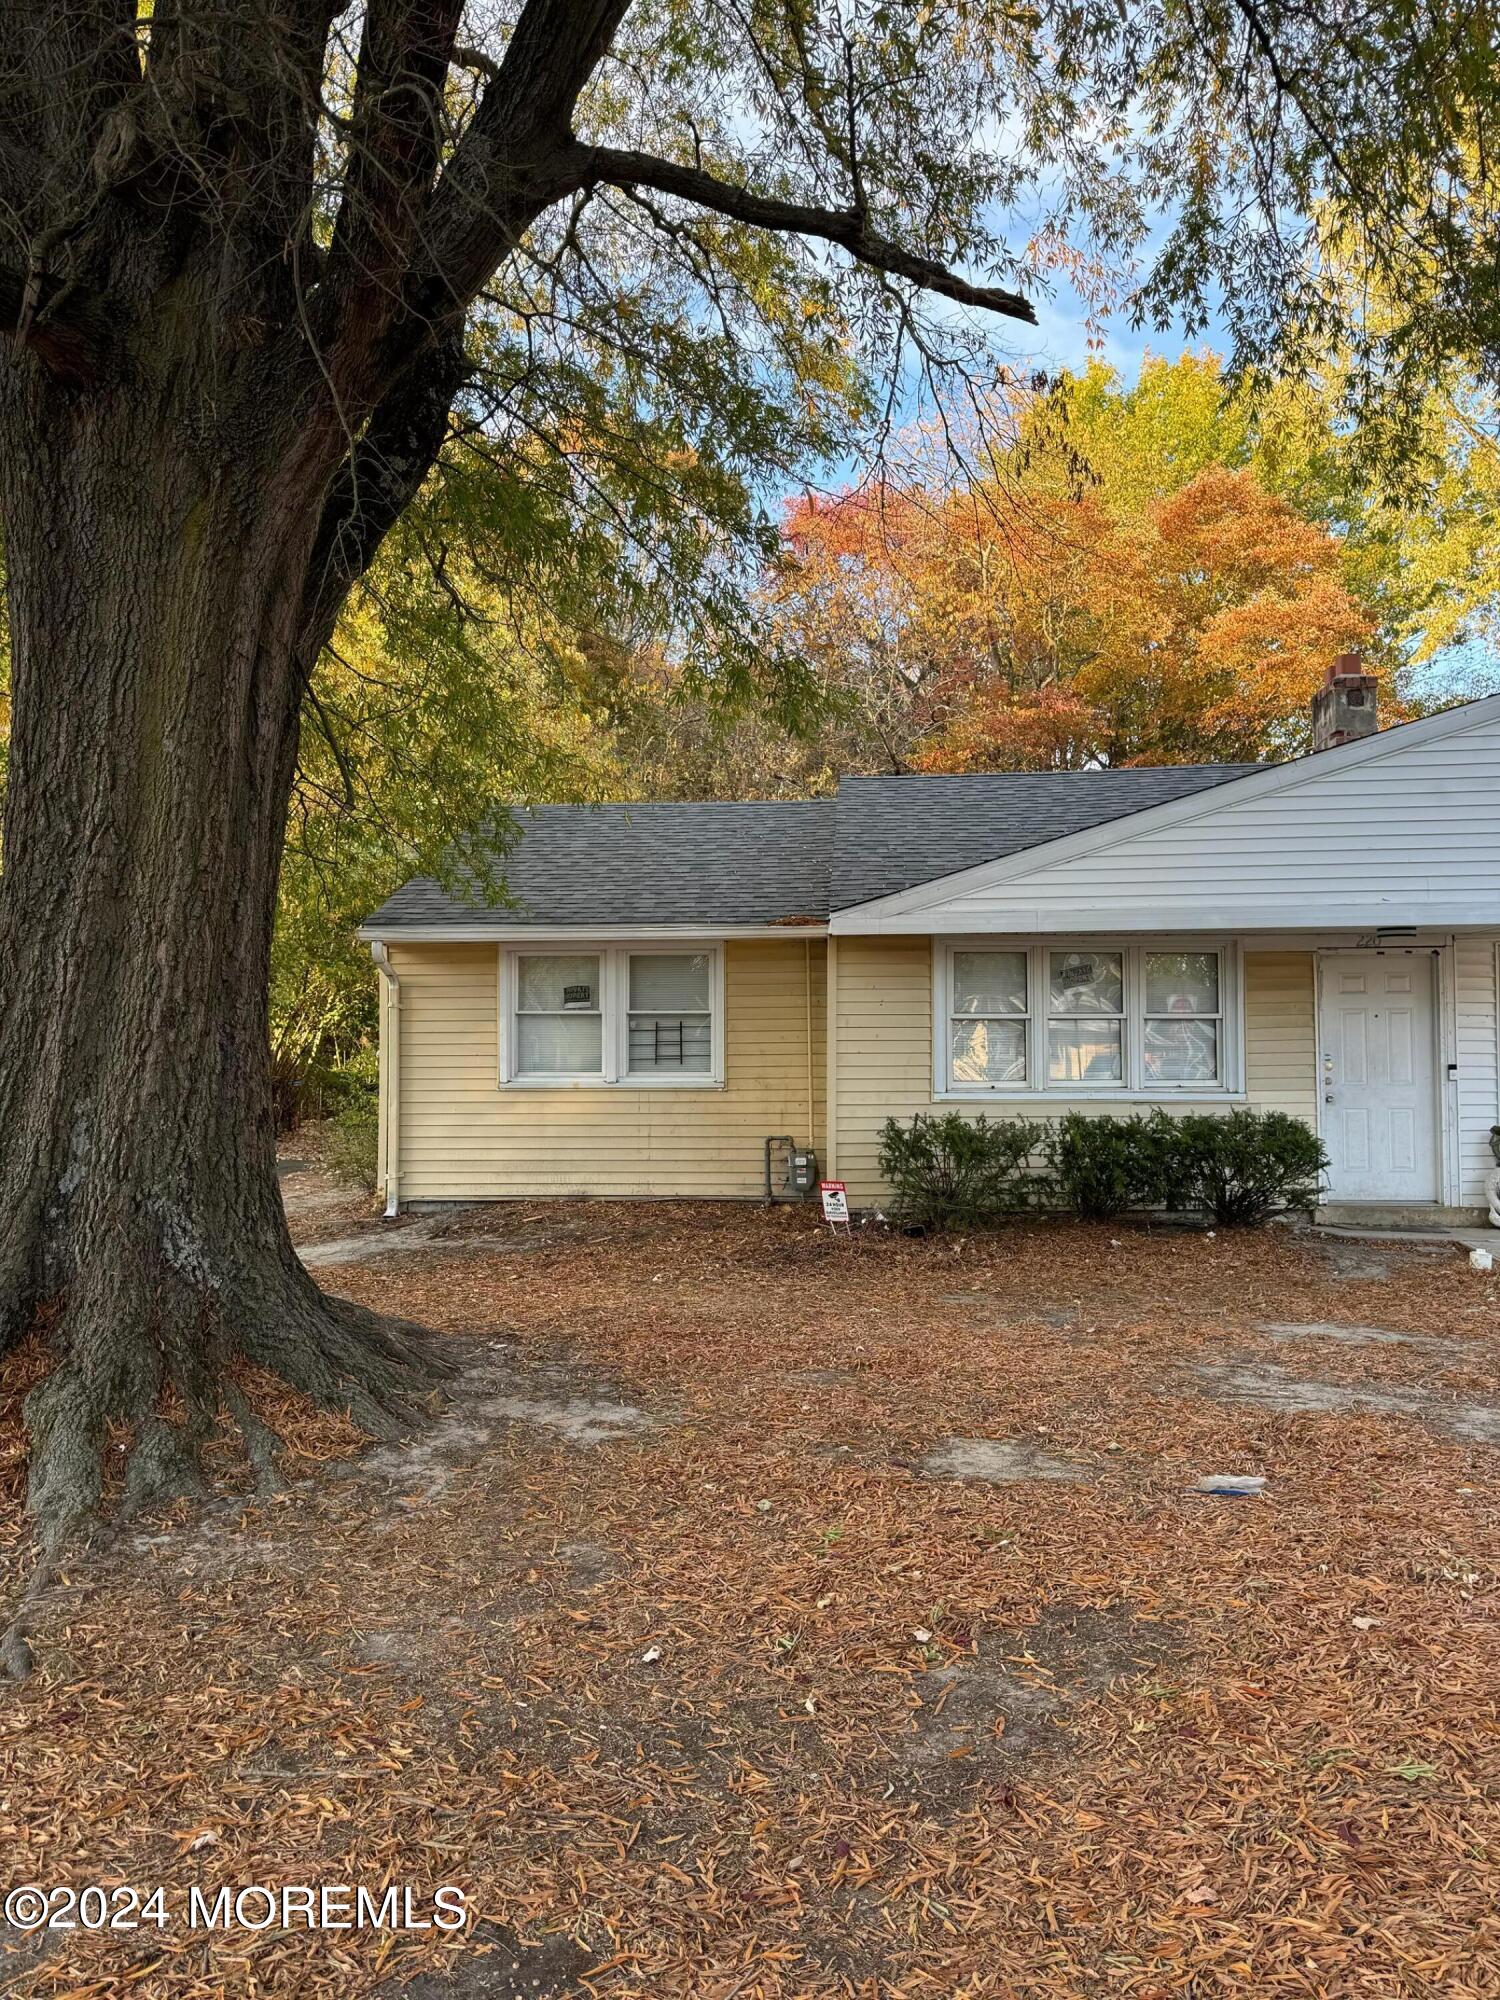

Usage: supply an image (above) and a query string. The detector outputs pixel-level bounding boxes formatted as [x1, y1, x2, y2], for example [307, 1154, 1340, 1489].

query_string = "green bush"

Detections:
[319, 1046, 380, 1191]
[1154, 1108, 1326, 1225]
[1043, 1113, 1163, 1220]
[322, 1094, 379, 1191]
[1039, 1107, 1325, 1225]
[878, 1112, 1043, 1230]
[1135, 1111, 1200, 1212]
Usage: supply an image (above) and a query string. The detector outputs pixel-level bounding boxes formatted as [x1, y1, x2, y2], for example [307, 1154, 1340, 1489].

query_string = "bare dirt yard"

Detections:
[3, 1179, 1499, 1998]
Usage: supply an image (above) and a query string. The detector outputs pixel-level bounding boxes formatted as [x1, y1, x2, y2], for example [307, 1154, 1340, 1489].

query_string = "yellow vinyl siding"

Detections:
[376, 959, 391, 1200]
[832, 939, 933, 1204]
[832, 940, 1318, 1207]
[1242, 950, 1317, 1122]
[384, 935, 1316, 1207]
[1455, 938, 1500, 1204]
[388, 938, 825, 1200]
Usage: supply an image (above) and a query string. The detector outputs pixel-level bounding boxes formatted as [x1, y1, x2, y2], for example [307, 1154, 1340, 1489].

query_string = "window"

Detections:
[502, 944, 722, 1085]
[1047, 949, 1124, 1085]
[938, 942, 1235, 1096]
[514, 953, 603, 1077]
[1142, 950, 1221, 1085]
[950, 949, 1029, 1087]
[628, 952, 712, 1075]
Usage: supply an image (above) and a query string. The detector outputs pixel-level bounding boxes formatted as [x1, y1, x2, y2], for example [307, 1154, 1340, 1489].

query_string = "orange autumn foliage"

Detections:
[776, 465, 1379, 770]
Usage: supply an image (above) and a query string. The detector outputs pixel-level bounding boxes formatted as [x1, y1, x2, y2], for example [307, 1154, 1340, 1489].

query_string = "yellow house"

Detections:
[360, 672, 1500, 1225]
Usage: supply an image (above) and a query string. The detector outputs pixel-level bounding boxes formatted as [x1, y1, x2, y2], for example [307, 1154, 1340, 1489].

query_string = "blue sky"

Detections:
[1022, 286, 1198, 382]
[815, 260, 1496, 704]
[979, 199, 1231, 387]
[816, 266, 1212, 493]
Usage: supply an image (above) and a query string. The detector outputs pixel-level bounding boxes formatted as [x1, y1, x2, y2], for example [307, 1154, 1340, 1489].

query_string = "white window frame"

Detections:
[509, 947, 609, 1086]
[946, 946, 1031, 1092]
[498, 943, 725, 1088]
[932, 938, 1243, 1101]
[1140, 947, 1227, 1092]
[1046, 944, 1129, 1090]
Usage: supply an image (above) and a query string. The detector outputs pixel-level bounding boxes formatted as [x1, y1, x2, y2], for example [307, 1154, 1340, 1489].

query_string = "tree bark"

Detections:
[0, 357, 440, 1553]
[0, 0, 1035, 1582]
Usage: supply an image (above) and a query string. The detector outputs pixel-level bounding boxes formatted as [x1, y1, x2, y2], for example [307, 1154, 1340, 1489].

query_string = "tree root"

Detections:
[2, 1258, 453, 1681]
[233, 1280, 447, 1442]
[1, 1568, 47, 1683]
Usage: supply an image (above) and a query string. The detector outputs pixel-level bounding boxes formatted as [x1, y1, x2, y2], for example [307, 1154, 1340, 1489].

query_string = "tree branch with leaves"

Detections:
[0, 0, 1496, 1654]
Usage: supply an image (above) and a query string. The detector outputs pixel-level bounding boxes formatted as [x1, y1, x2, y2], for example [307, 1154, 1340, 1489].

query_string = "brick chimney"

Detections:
[1310, 652, 1378, 753]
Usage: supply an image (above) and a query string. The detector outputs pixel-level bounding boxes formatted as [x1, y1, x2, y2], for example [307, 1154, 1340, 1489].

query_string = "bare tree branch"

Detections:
[414, 0, 634, 312]
[451, 43, 502, 84]
[564, 143, 1037, 323]
[297, 331, 471, 672]
[324, 0, 468, 379]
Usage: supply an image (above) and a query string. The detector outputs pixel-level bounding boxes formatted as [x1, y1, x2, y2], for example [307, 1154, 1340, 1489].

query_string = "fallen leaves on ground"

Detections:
[1, 1202, 1497, 1997]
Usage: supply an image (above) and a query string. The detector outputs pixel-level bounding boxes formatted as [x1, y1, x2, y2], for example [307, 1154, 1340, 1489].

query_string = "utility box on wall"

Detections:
[764, 1136, 819, 1201]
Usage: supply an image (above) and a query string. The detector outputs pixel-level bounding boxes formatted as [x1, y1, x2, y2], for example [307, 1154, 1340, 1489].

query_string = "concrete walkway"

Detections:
[1312, 1220, 1498, 1254]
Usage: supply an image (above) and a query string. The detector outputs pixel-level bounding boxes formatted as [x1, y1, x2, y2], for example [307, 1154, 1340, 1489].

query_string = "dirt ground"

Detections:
[2, 1175, 1499, 1998]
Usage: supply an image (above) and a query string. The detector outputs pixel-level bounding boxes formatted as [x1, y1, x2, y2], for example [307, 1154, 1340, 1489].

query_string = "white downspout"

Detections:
[824, 936, 838, 1180]
[805, 937, 815, 1156]
[370, 941, 401, 1218]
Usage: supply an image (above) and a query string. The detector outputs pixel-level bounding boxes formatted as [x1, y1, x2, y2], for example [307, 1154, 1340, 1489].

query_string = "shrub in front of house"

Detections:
[324, 1092, 380, 1190]
[1159, 1107, 1327, 1225]
[878, 1106, 1324, 1231]
[1042, 1112, 1168, 1220]
[878, 1112, 1044, 1230]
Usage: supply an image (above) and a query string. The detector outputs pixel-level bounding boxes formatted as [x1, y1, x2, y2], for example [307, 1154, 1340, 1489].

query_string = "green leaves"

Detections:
[255, 0, 1499, 1089]
[1386, 1758, 1441, 1784]
[877, 1111, 1045, 1229]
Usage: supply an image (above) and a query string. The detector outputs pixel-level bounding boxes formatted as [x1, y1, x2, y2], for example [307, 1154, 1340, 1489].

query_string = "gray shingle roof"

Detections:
[363, 800, 835, 930]
[361, 765, 1261, 931]
[829, 766, 1258, 909]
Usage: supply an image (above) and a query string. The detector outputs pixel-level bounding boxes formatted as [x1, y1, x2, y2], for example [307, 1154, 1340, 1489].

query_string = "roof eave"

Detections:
[356, 921, 831, 943]
[829, 692, 1500, 929]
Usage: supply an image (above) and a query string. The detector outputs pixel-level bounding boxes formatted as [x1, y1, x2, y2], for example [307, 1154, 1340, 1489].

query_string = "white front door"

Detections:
[1319, 951, 1439, 1202]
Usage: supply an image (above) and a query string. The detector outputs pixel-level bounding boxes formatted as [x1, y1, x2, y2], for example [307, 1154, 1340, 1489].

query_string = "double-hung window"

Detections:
[502, 945, 722, 1085]
[949, 950, 1029, 1087]
[1141, 950, 1222, 1085]
[1047, 949, 1126, 1085]
[938, 942, 1235, 1096]
[627, 952, 714, 1076]
[513, 953, 604, 1079]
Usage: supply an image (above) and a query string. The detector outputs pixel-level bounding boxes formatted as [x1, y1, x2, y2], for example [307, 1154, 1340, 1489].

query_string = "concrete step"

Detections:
[1317, 1202, 1486, 1232]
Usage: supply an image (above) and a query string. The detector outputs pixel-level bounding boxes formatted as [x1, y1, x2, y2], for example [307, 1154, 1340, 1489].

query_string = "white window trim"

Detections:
[947, 946, 1030, 1090]
[1047, 945, 1129, 1090]
[498, 943, 726, 1088]
[932, 937, 1244, 1102]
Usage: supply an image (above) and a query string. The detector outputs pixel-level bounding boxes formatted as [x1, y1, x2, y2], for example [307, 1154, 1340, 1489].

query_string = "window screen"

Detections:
[627, 952, 712, 1073]
[949, 949, 1028, 1087]
[1142, 950, 1221, 1083]
[514, 953, 603, 1074]
[1047, 949, 1124, 1084]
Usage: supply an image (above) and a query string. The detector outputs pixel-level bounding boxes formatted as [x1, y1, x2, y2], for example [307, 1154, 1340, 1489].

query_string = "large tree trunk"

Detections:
[0, 365, 438, 1555]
